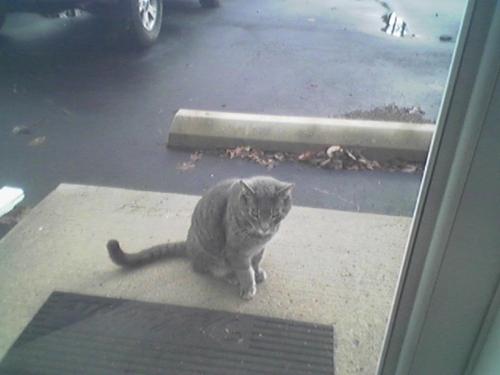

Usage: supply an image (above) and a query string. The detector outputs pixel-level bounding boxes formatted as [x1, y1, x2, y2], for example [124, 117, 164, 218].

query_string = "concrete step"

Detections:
[0, 183, 411, 374]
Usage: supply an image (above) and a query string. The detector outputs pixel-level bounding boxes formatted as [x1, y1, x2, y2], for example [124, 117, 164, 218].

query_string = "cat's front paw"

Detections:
[240, 283, 257, 300]
[255, 269, 267, 284]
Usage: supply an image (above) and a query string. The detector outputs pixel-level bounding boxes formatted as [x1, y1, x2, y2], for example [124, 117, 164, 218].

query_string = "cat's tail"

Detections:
[106, 239, 187, 268]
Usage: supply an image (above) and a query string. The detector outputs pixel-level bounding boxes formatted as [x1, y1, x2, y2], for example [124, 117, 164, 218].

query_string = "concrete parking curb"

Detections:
[167, 109, 435, 161]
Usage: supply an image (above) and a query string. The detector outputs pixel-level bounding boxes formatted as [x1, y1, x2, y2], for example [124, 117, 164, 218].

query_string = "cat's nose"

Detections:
[261, 223, 271, 232]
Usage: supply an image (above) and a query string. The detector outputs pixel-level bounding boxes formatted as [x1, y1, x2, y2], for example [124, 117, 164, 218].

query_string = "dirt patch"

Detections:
[343, 104, 432, 123]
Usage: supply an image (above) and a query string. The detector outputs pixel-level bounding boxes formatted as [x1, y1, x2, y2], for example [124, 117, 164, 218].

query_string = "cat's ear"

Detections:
[239, 180, 256, 196]
[277, 182, 294, 196]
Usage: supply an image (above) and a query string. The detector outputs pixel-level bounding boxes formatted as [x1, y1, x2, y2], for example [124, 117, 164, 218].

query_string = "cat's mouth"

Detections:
[256, 228, 273, 236]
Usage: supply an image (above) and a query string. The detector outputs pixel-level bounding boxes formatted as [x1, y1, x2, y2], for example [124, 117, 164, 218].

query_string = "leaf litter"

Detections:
[225, 146, 279, 170]
[215, 145, 422, 173]
[176, 151, 203, 172]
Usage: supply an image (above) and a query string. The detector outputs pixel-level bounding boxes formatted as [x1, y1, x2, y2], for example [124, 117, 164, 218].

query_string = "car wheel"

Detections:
[199, 0, 220, 8]
[127, 0, 163, 48]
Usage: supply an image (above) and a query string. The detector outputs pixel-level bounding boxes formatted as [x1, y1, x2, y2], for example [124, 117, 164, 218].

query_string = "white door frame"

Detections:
[377, 0, 500, 374]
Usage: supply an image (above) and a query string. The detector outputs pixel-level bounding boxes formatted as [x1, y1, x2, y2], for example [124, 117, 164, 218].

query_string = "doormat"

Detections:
[0, 292, 334, 374]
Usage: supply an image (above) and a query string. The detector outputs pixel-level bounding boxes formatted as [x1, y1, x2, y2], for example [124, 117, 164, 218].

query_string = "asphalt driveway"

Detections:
[0, 0, 464, 235]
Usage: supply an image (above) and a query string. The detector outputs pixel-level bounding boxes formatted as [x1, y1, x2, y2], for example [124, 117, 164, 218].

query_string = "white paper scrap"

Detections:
[0, 186, 25, 218]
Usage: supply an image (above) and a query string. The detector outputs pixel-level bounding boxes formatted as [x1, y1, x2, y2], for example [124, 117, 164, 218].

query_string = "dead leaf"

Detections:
[274, 152, 285, 161]
[401, 164, 418, 173]
[227, 146, 251, 159]
[345, 149, 358, 161]
[320, 159, 331, 167]
[409, 106, 424, 115]
[176, 161, 196, 172]
[29, 136, 46, 146]
[359, 155, 369, 164]
[12, 126, 31, 135]
[176, 151, 203, 172]
[326, 145, 341, 158]
[190, 151, 203, 162]
[298, 151, 315, 161]
[224, 146, 283, 168]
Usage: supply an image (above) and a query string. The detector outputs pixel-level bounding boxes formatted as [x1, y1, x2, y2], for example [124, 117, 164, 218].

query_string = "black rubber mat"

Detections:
[0, 292, 334, 375]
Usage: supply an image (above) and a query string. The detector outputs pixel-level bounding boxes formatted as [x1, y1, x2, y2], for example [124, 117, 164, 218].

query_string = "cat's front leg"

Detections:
[235, 268, 256, 300]
[252, 248, 267, 284]
[228, 254, 256, 300]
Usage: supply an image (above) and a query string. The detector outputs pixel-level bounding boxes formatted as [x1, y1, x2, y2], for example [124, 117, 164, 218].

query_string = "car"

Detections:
[0, 0, 219, 48]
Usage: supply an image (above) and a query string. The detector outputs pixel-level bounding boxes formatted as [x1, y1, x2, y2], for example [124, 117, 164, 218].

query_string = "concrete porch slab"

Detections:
[0, 184, 411, 375]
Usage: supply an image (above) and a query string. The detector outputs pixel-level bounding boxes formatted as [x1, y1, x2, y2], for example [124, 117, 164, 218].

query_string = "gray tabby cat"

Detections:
[107, 176, 293, 300]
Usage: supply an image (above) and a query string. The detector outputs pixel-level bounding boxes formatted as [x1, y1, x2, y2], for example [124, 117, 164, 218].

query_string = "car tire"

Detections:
[126, 0, 163, 48]
[199, 0, 220, 8]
